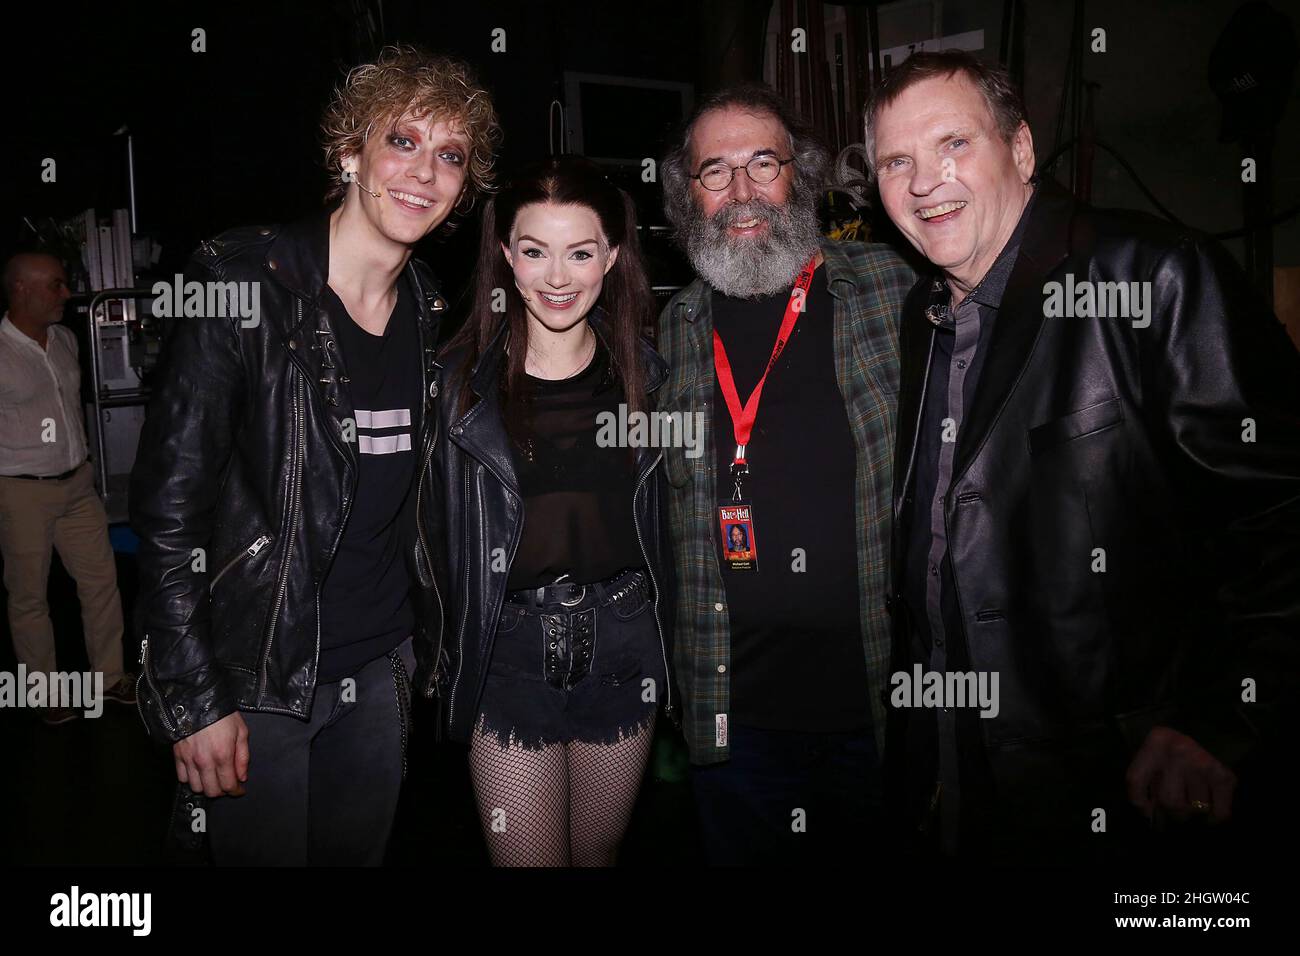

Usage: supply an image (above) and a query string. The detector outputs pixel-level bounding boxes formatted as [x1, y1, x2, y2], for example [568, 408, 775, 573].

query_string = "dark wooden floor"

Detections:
[0, 546, 703, 867]
[3, 547, 1295, 869]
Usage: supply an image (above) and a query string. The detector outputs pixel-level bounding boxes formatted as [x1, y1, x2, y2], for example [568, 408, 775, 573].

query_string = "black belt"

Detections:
[506, 568, 649, 611]
[4, 461, 84, 481]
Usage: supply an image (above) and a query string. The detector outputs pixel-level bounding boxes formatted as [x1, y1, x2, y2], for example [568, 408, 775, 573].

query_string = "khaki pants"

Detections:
[0, 462, 124, 685]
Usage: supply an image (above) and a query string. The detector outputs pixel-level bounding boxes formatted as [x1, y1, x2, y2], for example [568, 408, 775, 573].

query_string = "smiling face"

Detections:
[873, 73, 1035, 294]
[341, 110, 470, 246]
[690, 107, 794, 240]
[677, 106, 823, 298]
[502, 201, 618, 335]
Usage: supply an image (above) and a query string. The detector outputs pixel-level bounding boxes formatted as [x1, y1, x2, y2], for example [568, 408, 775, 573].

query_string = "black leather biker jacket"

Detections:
[129, 211, 447, 744]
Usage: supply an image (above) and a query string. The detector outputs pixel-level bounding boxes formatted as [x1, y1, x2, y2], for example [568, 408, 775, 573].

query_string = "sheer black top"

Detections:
[505, 338, 643, 590]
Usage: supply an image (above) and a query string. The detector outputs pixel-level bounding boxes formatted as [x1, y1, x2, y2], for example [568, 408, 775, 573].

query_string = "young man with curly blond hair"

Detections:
[130, 44, 501, 865]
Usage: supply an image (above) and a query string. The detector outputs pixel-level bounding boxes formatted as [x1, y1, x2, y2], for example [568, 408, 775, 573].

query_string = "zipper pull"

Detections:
[248, 535, 271, 556]
[138, 636, 148, 666]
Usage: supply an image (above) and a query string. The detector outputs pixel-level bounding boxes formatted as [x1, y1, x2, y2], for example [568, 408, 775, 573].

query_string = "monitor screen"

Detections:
[565, 72, 693, 165]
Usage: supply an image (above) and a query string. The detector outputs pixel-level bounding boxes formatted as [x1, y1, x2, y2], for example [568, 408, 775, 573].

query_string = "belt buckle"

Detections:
[560, 584, 587, 607]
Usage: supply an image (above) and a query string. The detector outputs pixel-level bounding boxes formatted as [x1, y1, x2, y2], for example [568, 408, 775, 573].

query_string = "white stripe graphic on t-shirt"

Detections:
[358, 433, 412, 455]
[355, 407, 413, 456]
[355, 408, 411, 429]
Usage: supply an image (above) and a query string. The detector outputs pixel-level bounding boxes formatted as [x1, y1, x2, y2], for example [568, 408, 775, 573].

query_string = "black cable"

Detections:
[1042, 138, 1187, 225]
[1211, 205, 1300, 240]
[999, 0, 1015, 65]
[1040, 138, 1300, 239]
[1070, 1, 1085, 190]
[759, 0, 772, 68]
[1051, 1, 1081, 174]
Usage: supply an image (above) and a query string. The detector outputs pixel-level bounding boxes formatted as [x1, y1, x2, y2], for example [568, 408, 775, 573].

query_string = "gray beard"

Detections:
[683, 194, 822, 299]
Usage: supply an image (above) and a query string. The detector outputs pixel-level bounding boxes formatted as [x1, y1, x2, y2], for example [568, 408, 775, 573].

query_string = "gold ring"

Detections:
[1190, 799, 1211, 813]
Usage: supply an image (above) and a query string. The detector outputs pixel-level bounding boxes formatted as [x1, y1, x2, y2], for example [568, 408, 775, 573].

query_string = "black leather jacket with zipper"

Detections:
[426, 312, 679, 744]
[129, 211, 447, 745]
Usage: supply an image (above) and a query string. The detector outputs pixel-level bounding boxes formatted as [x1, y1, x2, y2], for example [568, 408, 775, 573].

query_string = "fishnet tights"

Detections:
[468, 715, 656, 866]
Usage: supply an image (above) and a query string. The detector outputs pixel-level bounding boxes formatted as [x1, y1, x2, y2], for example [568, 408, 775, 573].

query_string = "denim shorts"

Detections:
[476, 568, 666, 749]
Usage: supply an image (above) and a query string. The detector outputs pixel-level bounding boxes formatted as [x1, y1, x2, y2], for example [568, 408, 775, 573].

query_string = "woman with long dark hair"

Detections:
[428, 155, 674, 866]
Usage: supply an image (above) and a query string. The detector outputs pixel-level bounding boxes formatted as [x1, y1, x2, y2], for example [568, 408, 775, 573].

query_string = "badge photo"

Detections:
[718, 502, 758, 571]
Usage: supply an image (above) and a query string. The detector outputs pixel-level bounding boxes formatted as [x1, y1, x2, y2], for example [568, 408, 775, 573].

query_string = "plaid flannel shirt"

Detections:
[656, 237, 917, 764]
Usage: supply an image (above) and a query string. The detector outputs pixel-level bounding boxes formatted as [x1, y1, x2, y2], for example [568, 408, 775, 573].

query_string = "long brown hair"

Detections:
[448, 155, 653, 427]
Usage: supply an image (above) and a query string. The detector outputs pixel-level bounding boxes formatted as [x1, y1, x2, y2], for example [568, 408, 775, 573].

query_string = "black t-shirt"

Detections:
[317, 275, 421, 682]
[711, 265, 872, 731]
[507, 337, 643, 590]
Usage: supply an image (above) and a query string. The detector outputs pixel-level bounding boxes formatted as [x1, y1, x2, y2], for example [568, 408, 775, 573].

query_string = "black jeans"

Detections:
[206, 637, 414, 866]
[690, 723, 883, 865]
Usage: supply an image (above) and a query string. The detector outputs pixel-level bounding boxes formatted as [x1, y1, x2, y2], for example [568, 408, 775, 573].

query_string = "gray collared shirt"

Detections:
[900, 186, 1037, 851]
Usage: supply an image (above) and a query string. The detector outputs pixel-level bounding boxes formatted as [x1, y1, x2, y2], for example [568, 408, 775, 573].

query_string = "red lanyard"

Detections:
[712, 257, 817, 494]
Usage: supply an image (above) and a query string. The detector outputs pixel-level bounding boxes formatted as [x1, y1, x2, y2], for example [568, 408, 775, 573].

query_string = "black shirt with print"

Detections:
[317, 274, 421, 682]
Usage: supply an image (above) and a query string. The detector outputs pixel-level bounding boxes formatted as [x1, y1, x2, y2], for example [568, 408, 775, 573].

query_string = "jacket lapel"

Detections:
[265, 211, 330, 303]
[950, 180, 1076, 485]
[407, 261, 446, 458]
[452, 322, 521, 496]
[893, 283, 939, 517]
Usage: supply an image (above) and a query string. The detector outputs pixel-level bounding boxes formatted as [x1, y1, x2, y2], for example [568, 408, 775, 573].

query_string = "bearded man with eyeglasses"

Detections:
[656, 83, 917, 865]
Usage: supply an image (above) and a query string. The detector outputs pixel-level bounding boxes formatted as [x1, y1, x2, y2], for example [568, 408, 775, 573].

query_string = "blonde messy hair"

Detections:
[320, 44, 502, 219]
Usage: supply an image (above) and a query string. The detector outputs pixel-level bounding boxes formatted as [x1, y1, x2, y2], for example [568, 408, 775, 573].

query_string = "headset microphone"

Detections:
[345, 171, 382, 199]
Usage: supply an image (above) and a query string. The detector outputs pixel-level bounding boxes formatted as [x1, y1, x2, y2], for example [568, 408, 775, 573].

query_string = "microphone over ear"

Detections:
[344, 168, 382, 199]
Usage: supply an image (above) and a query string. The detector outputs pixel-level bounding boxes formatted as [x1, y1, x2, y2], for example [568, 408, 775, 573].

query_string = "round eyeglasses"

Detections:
[691, 156, 795, 191]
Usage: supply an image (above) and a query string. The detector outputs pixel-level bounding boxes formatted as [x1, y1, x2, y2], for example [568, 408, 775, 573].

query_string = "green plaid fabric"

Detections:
[656, 238, 917, 764]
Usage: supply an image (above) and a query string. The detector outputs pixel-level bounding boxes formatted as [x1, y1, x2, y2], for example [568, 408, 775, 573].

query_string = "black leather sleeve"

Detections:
[129, 254, 247, 744]
[1143, 235, 1300, 765]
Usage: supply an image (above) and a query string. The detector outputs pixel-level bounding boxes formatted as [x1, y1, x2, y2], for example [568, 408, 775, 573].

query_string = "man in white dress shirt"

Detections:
[0, 252, 134, 725]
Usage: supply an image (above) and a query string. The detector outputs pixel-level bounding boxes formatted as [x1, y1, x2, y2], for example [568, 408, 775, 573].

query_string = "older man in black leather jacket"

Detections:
[868, 51, 1300, 861]
[129, 46, 499, 864]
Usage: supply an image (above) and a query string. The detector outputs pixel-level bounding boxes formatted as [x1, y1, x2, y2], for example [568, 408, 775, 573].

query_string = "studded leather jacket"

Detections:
[427, 313, 679, 744]
[129, 211, 447, 744]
